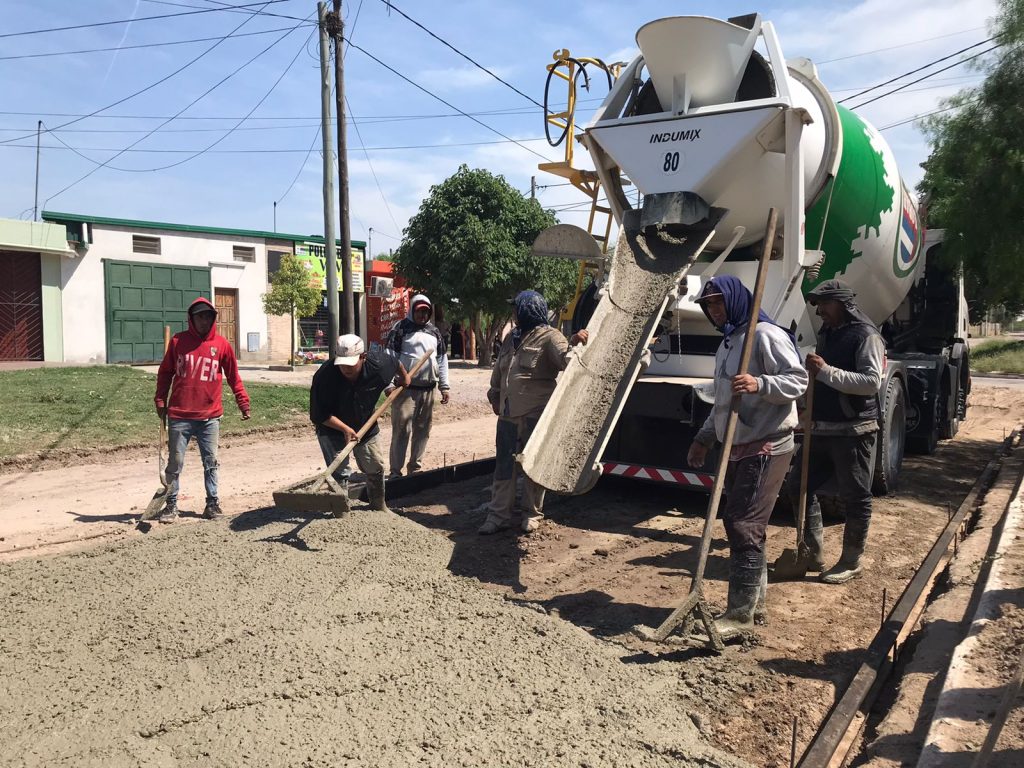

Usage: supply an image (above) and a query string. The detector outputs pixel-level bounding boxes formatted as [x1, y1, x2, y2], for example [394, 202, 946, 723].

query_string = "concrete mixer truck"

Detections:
[522, 12, 970, 498]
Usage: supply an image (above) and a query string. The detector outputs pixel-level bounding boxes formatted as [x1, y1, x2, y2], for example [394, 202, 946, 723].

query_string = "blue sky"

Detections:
[0, 0, 996, 255]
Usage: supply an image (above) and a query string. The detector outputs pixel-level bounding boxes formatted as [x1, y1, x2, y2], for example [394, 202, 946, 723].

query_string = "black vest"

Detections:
[813, 322, 880, 422]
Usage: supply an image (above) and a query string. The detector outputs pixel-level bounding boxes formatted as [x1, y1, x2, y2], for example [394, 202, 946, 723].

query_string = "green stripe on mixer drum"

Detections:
[803, 105, 896, 292]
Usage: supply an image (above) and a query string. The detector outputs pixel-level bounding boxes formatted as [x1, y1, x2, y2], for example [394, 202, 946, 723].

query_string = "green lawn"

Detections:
[971, 338, 1024, 374]
[0, 366, 310, 459]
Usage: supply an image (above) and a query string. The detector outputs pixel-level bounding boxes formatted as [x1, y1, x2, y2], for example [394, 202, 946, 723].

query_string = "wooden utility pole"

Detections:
[331, 0, 355, 335]
[318, 2, 339, 355]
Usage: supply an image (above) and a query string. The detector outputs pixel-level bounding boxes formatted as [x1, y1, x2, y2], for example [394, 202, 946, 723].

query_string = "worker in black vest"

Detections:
[790, 279, 885, 584]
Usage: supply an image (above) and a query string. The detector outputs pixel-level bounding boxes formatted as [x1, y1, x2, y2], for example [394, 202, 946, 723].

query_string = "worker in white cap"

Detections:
[309, 334, 410, 513]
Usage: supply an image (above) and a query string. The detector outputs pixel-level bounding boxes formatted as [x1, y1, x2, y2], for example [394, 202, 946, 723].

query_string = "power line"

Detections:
[0, 3, 278, 147]
[347, 99, 401, 232]
[344, 38, 553, 163]
[276, 125, 321, 205]
[40, 5, 309, 204]
[379, 0, 544, 110]
[199, 0, 309, 23]
[818, 26, 988, 65]
[0, 0, 292, 39]
[6, 136, 551, 154]
[0, 24, 303, 61]
[838, 38, 995, 104]
[849, 44, 1000, 110]
[878, 99, 978, 131]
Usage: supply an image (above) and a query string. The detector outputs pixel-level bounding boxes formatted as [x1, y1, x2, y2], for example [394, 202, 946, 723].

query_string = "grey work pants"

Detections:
[389, 388, 436, 475]
[485, 415, 545, 525]
[318, 431, 386, 486]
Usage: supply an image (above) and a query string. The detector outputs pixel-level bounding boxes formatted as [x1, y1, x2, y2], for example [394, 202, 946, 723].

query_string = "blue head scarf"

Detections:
[511, 290, 549, 349]
[699, 275, 798, 353]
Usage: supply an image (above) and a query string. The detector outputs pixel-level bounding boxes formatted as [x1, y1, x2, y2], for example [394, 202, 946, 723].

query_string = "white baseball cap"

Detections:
[334, 334, 365, 366]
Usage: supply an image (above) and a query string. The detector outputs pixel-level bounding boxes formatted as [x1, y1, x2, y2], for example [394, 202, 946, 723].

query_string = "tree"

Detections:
[262, 254, 323, 367]
[392, 165, 579, 366]
[919, 0, 1024, 320]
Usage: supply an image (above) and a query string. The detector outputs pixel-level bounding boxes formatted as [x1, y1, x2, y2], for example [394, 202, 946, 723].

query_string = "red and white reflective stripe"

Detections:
[601, 462, 714, 488]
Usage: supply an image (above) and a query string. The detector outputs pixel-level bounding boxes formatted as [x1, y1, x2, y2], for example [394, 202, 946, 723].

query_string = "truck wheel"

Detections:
[873, 378, 906, 496]
[908, 394, 939, 454]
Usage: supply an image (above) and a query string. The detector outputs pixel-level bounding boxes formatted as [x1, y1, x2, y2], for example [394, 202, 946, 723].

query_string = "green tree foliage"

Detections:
[919, 0, 1024, 319]
[393, 165, 579, 365]
[262, 254, 323, 364]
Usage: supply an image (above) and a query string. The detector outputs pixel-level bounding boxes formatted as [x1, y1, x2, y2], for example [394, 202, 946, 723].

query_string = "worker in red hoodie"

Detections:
[154, 297, 250, 522]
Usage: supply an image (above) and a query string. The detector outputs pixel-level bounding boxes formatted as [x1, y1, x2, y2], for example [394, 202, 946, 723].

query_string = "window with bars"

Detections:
[233, 245, 256, 263]
[132, 235, 161, 255]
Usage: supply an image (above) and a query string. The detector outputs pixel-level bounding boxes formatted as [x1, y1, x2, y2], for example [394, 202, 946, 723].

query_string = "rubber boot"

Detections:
[820, 518, 868, 584]
[803, 499, 827, 572]
[753, 560, 769, 625]
[714, 566, 761, 640]
[366, 474, 391, 513]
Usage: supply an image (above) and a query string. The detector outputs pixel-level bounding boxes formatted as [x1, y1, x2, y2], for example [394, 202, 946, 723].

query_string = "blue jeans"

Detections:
[165, 417, 220, 506]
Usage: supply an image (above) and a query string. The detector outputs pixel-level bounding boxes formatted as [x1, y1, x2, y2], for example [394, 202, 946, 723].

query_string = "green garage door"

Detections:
[104, 259, 211, 363]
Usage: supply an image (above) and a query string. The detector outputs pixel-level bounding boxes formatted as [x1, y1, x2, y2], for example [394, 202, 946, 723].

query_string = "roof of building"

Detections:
[41, 210, 367, 248]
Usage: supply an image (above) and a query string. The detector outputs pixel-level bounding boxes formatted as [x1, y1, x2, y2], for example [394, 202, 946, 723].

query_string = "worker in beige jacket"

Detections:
[479, 290, 588, 535]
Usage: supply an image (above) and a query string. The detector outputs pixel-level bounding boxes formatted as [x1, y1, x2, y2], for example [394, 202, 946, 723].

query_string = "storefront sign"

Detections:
[294, 242, 365, 293]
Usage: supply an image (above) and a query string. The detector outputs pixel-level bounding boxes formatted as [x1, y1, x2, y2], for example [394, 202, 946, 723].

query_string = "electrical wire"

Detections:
[0, 2, 277, 146]
[838, 38, 995, 104]
[199, 0, 309, 23]
[848, 44, 1000, 110]
[6, 137, 551, 154]
[0, 0, 292, 39]
[347, 98, 401, 232]
[275, 125, 321, 205]
[0, 24, 302, 61]
[40, 7, 312, 204]
[343, 38, 553, 163]
[379, 0, 544, 109]
[818, 26, 989, 65]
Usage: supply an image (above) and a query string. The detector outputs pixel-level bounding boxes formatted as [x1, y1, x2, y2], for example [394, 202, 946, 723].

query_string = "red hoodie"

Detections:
[155, 296, 250, 420]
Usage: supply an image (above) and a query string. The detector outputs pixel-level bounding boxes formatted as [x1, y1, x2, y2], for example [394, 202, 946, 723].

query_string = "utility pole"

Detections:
[318, 2, 339, 355]
[33, 120, 42, 221]
[331, 0, 355, 335]
[530, 175, 536, 199]
[273, 201, 277, 232]
[368, 227, 373, 261]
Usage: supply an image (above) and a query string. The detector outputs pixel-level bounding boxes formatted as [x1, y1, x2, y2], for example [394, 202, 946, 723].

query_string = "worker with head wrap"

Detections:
[478, 290, 589, 535]
[786, 278, 885, 585]
[687, 275, 808, 638]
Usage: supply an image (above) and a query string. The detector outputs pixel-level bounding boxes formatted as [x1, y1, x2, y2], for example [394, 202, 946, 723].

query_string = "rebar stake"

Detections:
[881, 588, 888, 630]
[790, 716, 798, 768]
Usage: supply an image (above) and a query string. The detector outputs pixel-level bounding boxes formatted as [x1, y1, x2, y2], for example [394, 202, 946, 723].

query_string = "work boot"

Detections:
[478, 517, 510, 535]
[203, 499, 224, 520]
[712, 565, 761, 640]
[753, 560, 769, 625]
[820, 519, 868, 584]
[803, 500, 827, 572]
[366, 475, 391, 513]
[157, 502, 179, 524]
[521, 514, 543, 534]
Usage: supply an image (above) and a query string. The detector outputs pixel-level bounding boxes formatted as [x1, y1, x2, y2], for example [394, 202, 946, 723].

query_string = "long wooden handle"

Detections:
[690, 208, 778, 594]
[796, 376, 814, 549]
[312, 349, 434, 490]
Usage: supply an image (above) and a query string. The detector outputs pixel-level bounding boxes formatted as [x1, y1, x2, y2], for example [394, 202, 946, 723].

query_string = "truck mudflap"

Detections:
[603, 461, 714, 489]
[519, 225, 717, 496]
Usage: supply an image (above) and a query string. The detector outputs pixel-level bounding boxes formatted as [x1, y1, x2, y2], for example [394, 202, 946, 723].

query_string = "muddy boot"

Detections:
[803, 500, 827, 572]
[753, 560, 769, 625]
[478, 517, 510, 535]
[203, 499, 224, 520]
[366, 474, 391, 513]
[820, 519, 868, 584]
[713, 567, 761, 640]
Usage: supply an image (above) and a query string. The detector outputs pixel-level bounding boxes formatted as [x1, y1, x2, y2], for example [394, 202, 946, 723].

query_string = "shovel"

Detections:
[772, 376, 815, 580]
[139, 415, 169, 522]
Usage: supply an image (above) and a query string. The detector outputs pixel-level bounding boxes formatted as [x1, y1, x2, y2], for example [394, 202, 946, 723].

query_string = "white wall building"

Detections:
[41, 212, 364, 365]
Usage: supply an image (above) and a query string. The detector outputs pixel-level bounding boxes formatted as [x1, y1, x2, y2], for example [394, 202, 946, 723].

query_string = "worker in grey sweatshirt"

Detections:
[385, 294, 450, 477]
[687, 275, 808, 639]
[787, 279, 885, 585]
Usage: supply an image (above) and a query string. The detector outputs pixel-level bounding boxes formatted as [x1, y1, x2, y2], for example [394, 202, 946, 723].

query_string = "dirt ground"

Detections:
[1, 378, 1023, 766]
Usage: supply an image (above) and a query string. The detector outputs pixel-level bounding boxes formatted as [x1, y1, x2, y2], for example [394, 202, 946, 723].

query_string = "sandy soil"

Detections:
[395, 382, 1024, 766]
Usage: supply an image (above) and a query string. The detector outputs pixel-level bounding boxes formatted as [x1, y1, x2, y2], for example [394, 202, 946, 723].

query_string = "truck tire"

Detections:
[872, 377, 906, 496]
[908, 394, 939, 454]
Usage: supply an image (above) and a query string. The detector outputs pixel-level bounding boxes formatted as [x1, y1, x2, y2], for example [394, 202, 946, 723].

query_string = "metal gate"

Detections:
[104, 259, 210, 363]
[0, 250, 44, 361]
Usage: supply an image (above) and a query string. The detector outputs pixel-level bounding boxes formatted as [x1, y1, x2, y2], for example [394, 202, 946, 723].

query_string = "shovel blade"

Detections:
[140, 486, 169, 521]
[772, 547, 809, 581]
